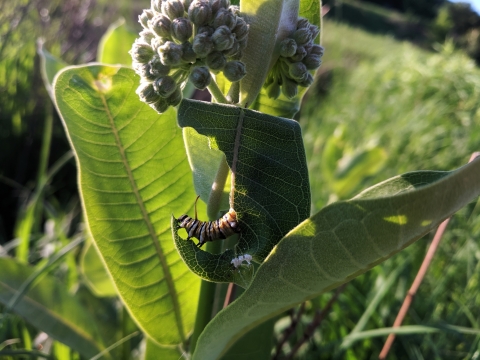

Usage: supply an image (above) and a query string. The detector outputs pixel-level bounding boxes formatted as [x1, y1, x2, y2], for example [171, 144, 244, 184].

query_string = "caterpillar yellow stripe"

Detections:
[177, 208, 239, 248]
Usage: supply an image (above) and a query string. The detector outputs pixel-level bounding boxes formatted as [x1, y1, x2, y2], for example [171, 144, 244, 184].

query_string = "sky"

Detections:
[451, 0, 480, 13]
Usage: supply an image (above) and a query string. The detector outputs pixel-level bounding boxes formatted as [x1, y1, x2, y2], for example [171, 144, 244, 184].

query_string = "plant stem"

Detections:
[223, 283, 237, 308]
[207, 157, 230, 219]
[227, 82, 239, 104]
[207, 80, 229, 104]
[190, 239, 223, 354]
[285, 284, 346, 360]
[34, 104, 53, 230]
[272, 303, 306, 359]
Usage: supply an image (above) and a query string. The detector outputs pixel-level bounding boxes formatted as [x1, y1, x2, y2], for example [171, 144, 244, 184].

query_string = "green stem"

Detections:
[227, 82, 240, 105]
[190, 157, 230, 352]
[190, 241, 222, 354]
[207, 157, 230, 220]
[207, 80, 229, 104]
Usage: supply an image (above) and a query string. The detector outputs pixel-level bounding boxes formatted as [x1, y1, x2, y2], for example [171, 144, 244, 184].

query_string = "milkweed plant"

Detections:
[36, 0, 480, 358]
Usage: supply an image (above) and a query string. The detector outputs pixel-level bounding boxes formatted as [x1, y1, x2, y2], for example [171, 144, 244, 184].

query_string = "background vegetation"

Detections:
[1, 0, 479, 358]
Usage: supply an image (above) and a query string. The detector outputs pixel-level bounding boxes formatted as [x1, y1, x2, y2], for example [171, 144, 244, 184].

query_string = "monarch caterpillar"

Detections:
[177, 196, 239, 248]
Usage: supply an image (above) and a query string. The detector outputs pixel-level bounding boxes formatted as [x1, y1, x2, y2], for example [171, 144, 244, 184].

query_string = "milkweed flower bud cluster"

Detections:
[130, 0, 249, 113]
[264, 17, 324, 99]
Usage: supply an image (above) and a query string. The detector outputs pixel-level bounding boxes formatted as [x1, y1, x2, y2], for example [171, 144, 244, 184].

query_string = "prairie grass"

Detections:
[282, 20, 480, 359]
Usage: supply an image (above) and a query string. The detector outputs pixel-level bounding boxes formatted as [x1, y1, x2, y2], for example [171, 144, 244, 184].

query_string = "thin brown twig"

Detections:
[272, 302, 306, 360]
[284, 284, 346, 360]
[223, 283, 237, 308]
[379, 151, 480, 359]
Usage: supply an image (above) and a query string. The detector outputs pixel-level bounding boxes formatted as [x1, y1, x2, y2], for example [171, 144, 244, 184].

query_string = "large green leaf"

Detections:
[193, 157, 480, 359]
[0, 258, 107, 358]
[144, 338, 185, 360]
[53, 65, 200, 346]
[80, 239, 117, 297]
[174, 99, 310, 285]
[97, 18, 137, 66]
[37, 41, 67, 96]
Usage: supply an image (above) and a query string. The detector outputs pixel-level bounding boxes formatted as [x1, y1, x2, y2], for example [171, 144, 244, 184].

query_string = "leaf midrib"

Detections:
[98, 92, 185, 344]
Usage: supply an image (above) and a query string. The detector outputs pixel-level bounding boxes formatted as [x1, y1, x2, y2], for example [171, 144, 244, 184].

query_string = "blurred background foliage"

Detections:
[1, 0, 480, 358]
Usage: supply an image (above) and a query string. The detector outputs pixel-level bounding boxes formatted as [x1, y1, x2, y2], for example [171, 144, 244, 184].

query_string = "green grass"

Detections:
[279, 20, 480, 359]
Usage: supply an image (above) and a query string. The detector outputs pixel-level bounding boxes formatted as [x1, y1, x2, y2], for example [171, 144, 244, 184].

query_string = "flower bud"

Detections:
[302, 54, 321, 70]
[137, 82, 160, 103]
[188, 0, 213, 26]
[139, 10, 154, 29]
[158, 41, 183, 65]
[130, 41, 155, 63]
[211, 0, 229, 14]
[293, 28, 311, 46]
[309, 44, 324, 56]
[238, 38, 248, 50]
[296, 18, 309, 29]
[133, 62, 152, 80]
[281, 75, 298, 99]
[166, 86, 182, 106]
[197, 25, 214, 36]
[149, 56, 171, 77]
[288, 61, 308, 82]
[266, 81, 281, 99]
[309, 24, 320, 40]
[299, 72, 314, 87]
[140, 29, 155, 44]
[192, 33, 214, 57]
[162, 0, 185, 20]
[223, 60, 246, 82]
[181, 42, 197, 62]
[151, 37, 168, 52]
[171, 17, 193, 42]
[206, 51, 226, 70]
[279, 38, 297, 58]
[213, 8, 236, 30]
[232, 17, 249, 41]
[223, 40, 240, 57]
[151, 97, 169, 113]
[290, 45, 306, 62]
[189, 66, 211, 89]
[149, 14, 171, 38]
[228, 5, 240, 15]
[181, 0, 191, 11]
[152, 0, 162, 13]
[212, 25, 234, 51]
[153, 76, 177, 97]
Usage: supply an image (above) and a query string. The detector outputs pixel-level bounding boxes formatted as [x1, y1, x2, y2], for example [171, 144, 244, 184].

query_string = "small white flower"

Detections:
[231, 253, 252, 268]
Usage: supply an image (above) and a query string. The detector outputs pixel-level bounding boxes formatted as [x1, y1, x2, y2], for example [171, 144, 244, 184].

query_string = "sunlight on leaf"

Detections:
[173, 99, 310, 286]
[193, 157, 480, 359]
[54, 65, 200, 346]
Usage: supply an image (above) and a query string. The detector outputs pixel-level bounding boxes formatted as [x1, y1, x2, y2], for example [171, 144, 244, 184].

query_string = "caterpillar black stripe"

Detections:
[177, 196, 239, 248]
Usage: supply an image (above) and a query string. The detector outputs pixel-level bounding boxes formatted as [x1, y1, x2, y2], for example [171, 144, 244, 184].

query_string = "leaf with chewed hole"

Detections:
[193, 157, 480, 359]
[53, 65, 200, 346]
[173, 99, 310, 285]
